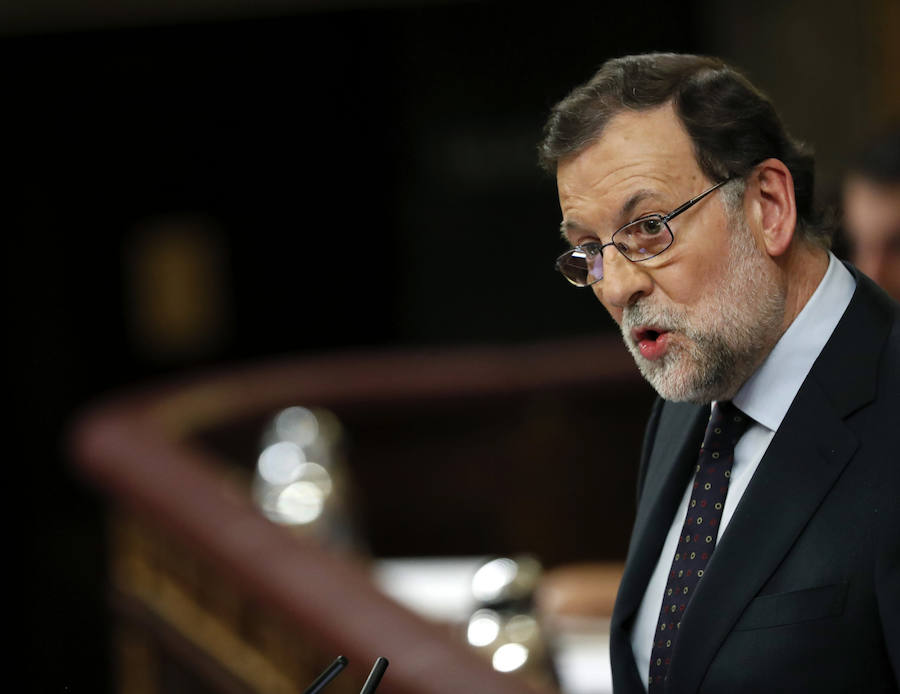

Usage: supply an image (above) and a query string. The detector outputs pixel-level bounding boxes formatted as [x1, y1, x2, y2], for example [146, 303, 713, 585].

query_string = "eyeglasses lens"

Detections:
[558, 247, 603, 286]
[614, 217, 672, 260]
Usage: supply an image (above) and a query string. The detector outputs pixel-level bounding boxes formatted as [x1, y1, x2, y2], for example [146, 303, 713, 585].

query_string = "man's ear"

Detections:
[746, 158, 797, 258]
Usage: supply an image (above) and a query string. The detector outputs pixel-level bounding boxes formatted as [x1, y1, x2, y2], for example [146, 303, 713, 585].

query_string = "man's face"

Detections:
[843, 175, 900, 301]
[556, 104, 785, 403]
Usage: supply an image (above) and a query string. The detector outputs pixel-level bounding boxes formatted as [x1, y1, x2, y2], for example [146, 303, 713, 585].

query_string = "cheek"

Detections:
[662, 213, 735, 301]
[654, 253, 725, 306]
[668, 274, 708, 305]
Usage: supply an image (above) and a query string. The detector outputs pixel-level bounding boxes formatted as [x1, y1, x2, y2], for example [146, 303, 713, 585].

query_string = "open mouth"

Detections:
[633, 326, 665, 343]
[632, 326, 670, 361]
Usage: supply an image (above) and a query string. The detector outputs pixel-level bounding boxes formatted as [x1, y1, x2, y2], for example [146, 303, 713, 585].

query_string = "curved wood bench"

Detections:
[69, 336, 649, 694]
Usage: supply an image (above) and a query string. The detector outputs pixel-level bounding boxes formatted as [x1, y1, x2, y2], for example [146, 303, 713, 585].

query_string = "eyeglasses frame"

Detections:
[555, 177, 733, 287]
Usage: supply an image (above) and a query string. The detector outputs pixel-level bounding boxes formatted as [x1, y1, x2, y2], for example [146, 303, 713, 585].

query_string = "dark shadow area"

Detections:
[5, 2, 702, 690]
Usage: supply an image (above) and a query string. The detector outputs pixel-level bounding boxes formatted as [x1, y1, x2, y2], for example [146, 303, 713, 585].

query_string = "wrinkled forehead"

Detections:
[557, 105, 703, 195]
[556, 104, 708, 232]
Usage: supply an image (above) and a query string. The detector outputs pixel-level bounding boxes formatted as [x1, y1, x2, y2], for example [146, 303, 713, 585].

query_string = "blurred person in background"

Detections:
[841, 125, 900, 301]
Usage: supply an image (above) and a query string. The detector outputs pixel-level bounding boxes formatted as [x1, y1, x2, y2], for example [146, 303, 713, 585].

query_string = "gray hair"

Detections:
[539, 53, 830, 248]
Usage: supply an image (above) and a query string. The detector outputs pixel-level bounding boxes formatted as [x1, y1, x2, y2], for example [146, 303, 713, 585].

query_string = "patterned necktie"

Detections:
[648, 401, 752, 693]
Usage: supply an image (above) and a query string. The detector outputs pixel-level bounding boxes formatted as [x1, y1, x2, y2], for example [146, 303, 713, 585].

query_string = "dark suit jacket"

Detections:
[610, 269, 900, 693]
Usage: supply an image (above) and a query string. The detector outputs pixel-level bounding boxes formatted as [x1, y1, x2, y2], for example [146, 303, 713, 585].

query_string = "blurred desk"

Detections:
[551, 617, 613, 694]
[372, 557, 616, 694]
[69, 337, 645, 693]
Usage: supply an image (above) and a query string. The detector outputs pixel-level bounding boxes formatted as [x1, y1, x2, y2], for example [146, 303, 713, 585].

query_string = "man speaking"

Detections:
[539, 54, 899, 693]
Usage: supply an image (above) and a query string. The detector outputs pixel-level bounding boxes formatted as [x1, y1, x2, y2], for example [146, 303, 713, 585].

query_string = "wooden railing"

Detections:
[69, 336, 650, 694]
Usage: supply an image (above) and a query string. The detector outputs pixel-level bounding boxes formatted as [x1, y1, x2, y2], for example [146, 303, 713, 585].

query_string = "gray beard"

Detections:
[619, 219, 785, 404]
[621, 304, 763, 403]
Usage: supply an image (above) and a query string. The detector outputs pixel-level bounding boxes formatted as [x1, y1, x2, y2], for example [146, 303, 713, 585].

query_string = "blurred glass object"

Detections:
[467, 609, 502, 647]
[492, 643, 529, 673]
[252, 406, 360, 551]
[472, 558, 518, 603]
[257, 441, 306, 486]
[274, 481, 326, 524]
[464, 555, 558, 689]
[274, 406, 319, 449]
[472, 555, 542, 605]
[506, 614, 540, 643]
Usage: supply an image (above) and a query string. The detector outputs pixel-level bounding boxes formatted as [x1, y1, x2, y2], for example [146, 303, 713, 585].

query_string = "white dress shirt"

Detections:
[628, 253, 857, 688]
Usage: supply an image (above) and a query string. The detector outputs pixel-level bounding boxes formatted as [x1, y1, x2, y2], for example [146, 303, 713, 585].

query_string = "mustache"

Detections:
[621, 302, 686, 337]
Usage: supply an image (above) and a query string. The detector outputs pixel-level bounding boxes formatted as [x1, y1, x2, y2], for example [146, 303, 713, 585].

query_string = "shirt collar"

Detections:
[732, 253, 856, 432]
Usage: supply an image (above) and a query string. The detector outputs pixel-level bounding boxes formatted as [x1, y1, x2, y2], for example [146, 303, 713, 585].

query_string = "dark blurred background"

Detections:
[5, 0, 897, 690]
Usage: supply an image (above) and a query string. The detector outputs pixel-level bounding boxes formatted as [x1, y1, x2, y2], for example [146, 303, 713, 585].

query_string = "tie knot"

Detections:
[709, 401, 752, 439]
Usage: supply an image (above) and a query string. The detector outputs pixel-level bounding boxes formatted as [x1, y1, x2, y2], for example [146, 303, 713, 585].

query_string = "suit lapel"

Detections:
[667, 380, 858, 694]
[610, 402, 708, 693]
[666, 273, 891, 694]
[613, 402, 707, 630]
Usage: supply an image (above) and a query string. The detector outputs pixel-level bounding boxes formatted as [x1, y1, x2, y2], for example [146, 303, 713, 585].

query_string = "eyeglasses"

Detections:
[555, 179, 732, 287]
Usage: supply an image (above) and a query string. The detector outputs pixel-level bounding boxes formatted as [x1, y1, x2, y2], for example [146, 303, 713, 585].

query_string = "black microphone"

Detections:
[302, 655, 348, 694]
[359, 657, 389, 694]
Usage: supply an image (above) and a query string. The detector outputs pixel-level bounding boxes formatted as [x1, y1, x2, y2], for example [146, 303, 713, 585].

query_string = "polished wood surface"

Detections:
[70, 336, 649, 693]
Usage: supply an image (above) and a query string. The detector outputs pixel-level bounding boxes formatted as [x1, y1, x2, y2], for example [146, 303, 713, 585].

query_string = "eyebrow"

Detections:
[559, 188, 664, 242]
[621, 189, 662, 220]
[559, 219, 591, 241]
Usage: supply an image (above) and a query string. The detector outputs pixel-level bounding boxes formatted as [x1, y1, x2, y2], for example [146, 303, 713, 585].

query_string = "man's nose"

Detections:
[593, 248, 653, 309]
